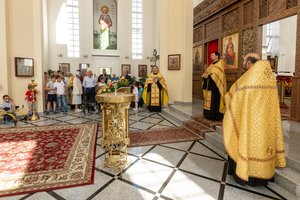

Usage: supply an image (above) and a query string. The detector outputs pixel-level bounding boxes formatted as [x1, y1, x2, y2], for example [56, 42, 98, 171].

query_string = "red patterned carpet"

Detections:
[192, 116, 223, 129]
[0, 124, 98, 198]
[129, 126, 204, 147]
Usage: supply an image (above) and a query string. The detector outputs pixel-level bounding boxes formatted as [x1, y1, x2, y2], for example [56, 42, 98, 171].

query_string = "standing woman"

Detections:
[202, 51, 227, 120]
[72, 70, 83, 112]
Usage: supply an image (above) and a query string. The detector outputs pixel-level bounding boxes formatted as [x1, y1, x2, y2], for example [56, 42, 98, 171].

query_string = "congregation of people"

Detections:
[43, 68, 146, 115]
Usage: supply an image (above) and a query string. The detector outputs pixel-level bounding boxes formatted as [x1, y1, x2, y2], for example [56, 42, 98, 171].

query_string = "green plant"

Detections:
[47, 69, 53, 76]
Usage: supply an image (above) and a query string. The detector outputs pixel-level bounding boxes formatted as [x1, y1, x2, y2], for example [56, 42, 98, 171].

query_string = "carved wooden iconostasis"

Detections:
[193, 0, 299, 116]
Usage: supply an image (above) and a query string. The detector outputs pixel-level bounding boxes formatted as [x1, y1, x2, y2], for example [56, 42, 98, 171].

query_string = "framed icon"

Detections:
[99, 67, 112, 75]
[15, 57, 34, 77]
[79, 63, 90, 75]
[138, 65, 147, 77]
[58, 63, 70, 76]
[168, 54, 181, 70]
[222, 32, 239, 69]
[121, 64, 131, 74]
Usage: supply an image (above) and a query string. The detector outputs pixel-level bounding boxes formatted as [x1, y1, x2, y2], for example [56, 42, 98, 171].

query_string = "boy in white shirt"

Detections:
[54, 76, 67, 114]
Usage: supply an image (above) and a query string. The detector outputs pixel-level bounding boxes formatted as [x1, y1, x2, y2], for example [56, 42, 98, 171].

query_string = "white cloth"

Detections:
[72, 76, 83, 95]
[98, 82, 106, 87]
[72, 76, 82, 105]
[133, 86, 139, 102]
[54, 81, 65, 95]
[0, 102, 13, 110]
[72, 95, 82, 105]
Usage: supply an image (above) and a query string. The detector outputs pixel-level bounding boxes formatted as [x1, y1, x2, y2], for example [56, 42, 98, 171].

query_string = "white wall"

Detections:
[160, 0, 193, 103]
[47, 0, 159, 78]
[0, 0, 9, 98]
[1, 0, 45, 112]
[262, 15, 297, 73]
[193, 0, 204, 7]
[278, 15, 297, 73]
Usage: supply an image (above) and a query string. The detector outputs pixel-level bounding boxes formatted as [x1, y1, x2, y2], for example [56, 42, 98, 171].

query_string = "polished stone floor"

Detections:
[0, 107, 299, 200]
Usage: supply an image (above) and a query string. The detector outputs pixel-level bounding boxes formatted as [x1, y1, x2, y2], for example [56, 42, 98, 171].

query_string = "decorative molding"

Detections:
[268, 0, 281, 14]
[222, 8, 239, 32]
[243, 0, 254, 25]
[193, 27, 203, 43]
[259, 0, 268, 18]
[92, 55, 120, 57]
[287, 0, 297, 9]
[205, 19, 219, 39]
[194, 0, 239, 25]
[242, 28, 255, 58]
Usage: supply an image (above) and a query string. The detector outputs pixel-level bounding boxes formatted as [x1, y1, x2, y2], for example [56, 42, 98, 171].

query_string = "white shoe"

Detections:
[75, 109, 82, 112]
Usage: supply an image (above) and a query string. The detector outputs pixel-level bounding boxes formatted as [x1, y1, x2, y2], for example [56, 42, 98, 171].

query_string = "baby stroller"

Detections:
[0, 107, 18, 126]
[83, 87, 98, 115]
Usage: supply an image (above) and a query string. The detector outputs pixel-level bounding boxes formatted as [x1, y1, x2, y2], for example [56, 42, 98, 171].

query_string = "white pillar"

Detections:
[6, 0, 45, 112]
[0, 0, 9, 97]
[159, 0, 193, 104]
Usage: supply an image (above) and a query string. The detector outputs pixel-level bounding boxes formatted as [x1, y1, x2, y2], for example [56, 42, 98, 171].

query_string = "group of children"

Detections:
[45, 75, 67, 114]
[132, 82, 144, 110]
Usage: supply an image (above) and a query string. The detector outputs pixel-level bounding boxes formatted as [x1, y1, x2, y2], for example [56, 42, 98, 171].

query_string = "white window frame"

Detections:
[67, 0, 80, 58]
[132, 0, 143, 59]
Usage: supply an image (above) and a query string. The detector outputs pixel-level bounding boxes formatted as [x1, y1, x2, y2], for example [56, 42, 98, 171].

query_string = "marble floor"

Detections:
[0, 107, 299, 200]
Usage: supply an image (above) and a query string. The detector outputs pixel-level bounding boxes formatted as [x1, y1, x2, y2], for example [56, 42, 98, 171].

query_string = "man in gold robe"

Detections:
[142, 66, 169, 112]
[223, 53, 286, 186]
[202, 52, 227, 120]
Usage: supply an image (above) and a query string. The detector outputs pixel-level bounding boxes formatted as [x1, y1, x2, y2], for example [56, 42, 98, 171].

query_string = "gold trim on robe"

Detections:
[223, 60, 286, 181]
[203, 59, 227, 113]
[142, 72, 169, 106]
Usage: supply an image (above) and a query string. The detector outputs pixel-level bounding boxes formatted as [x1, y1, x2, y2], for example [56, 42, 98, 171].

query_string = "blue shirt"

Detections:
[138, 87, 144, 97]
[83, 76, 96, 88]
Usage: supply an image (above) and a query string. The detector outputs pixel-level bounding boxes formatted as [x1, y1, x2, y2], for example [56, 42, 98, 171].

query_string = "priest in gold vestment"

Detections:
[223, 53, 286, 186]
[202, 52, 226, 120]
[142, 66, 169, 112]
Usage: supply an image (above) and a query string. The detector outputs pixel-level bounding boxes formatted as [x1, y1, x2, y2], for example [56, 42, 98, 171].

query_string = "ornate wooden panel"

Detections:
[259, 0, 268, 18]
[205, 19, 219, 39]
[243, 0, 254, 25]
[287, 0, 297, 9]
[268, 0, 283, 15]
[194, 0, 239, 25]
[242, 28, 255, 58]
[222, 9, 239, 32]
[193, 27, 203, 43]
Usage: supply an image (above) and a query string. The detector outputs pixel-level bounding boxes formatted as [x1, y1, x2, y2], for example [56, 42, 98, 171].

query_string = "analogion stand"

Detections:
[96, 93, 134, 171]
[276, 75, 293, 109]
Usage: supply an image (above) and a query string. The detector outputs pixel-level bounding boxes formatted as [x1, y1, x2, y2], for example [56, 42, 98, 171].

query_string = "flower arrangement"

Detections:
[97, 77, 131, 94]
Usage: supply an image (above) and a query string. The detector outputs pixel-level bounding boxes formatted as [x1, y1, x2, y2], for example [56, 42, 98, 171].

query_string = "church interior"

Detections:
[0, 0, 300, 199]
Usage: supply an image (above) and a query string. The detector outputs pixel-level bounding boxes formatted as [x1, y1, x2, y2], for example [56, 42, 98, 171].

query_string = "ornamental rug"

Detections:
[0, 123, 98, 198]
[192, 116, 223, 129]
[129, 126, 204, 147]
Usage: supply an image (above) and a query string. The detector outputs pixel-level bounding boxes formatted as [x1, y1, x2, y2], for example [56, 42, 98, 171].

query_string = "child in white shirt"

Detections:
[54, 76, 67, 113]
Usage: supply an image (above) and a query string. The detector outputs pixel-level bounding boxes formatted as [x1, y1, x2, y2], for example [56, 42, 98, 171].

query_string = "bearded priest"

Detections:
[142, 65, 169, 112]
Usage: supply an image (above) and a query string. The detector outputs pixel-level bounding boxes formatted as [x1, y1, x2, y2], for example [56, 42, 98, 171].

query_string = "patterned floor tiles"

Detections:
[0, 108, 297, 200]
